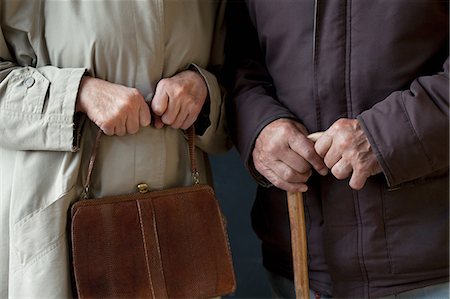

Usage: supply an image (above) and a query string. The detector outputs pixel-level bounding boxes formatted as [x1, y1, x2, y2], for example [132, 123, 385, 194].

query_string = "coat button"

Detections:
[24, 77, 35, 88]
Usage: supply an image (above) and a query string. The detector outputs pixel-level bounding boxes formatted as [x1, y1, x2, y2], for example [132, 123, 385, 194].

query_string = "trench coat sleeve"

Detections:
[0, 25, 86, 152]
[358, 57, 449, 187]
[226, 1, 296, 185]
[188, 0, 232, 155]
[190, 62, 231, 154]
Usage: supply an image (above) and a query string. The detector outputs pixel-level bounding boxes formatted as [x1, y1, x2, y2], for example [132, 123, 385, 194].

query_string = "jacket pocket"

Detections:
[2, 67, 49, 115]
[382, 174, 449, 274]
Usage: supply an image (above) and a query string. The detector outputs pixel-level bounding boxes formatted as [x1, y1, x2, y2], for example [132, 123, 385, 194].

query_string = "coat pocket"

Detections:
[12, 186, 78, 268]
[382, 175, 449, 274]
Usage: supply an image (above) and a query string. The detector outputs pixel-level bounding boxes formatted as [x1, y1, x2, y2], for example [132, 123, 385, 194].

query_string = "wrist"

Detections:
[76, 76, 89, 113]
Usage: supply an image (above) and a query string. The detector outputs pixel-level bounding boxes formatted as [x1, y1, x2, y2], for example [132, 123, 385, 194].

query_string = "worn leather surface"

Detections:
[71, 184, 236, 298]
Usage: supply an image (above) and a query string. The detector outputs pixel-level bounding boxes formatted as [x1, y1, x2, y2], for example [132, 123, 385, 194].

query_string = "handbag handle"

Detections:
[82, 126, 199, 199]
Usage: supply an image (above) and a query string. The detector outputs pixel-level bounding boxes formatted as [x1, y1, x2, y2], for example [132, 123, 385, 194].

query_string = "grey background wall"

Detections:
[209, 148, 272, 298]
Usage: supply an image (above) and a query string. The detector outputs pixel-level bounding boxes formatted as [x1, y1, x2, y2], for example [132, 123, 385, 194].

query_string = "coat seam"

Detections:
[345, 0, 353, 118]
[129, 1, 139, 88]
[346, 2, 369, 295]
[380, 185, 394, 274]
[353, 189, 370, 297]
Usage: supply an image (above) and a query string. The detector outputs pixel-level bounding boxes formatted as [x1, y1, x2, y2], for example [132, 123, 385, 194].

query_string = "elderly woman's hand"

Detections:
[150, 70, 208, 130]
[76, 76, 151, 136]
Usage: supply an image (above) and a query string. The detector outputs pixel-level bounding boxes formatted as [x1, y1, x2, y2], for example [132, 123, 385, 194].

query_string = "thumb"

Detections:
[151, 84, 168, 116]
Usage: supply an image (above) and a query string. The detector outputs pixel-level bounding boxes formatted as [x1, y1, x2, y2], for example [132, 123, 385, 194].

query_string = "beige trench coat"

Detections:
[0, 1, 228, 298]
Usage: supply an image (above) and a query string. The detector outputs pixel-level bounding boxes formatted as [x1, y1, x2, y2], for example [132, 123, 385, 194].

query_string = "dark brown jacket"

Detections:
[226, 0, 449, 298]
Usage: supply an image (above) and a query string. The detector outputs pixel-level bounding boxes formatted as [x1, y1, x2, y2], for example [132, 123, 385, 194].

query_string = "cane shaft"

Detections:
[287, 191, 310, 299]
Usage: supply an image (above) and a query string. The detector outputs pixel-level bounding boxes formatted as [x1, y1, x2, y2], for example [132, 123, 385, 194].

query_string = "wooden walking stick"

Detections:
[287, 132, 322, 299]
[287, 191, 310, 299]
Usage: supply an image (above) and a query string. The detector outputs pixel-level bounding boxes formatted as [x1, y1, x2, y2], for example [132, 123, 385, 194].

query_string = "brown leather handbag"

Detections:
[70, 127, 236, 299]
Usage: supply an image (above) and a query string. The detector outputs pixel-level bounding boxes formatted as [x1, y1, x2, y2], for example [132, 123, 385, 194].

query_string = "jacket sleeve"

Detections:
[0, 24, 86, 152]
[225, 1, 295, 185]
[358, 57, 449, 187]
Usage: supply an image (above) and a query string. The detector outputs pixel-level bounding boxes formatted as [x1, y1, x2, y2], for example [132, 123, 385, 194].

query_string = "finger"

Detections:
[153, 115, 164, 129]
[279, 151, 312, 174]
[323, 143, 342, 169]
[151, 82, 169, 116]
[268, 160, 312, 184]
[171, 108, 189, 129]
[161, 95, 181, 125]
[125, 113, 140, 135]
[113, 122, 126, 137]
[101, 123, 114, 136]
[314, 133, 333, 158]
[181, 102, 200, 129]
[139, 101, 151, 127]
[349, 169, 369, 190]
[272, 179, 309, 193]
[254, 148, 311, 184]
[253, 147, 309, 192]
[330, 159, 353, 180]
[181, 114, 195, 130]
[290, 136, 328, 176]
[307, 132, 324, 143]
[257, 166, 309, 192]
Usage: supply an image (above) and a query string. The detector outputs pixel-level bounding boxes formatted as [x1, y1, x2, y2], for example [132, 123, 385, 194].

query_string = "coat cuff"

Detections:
[0, 66, 86, 151]
[357, 92, 433, 187]
[188, 63, 231, 154]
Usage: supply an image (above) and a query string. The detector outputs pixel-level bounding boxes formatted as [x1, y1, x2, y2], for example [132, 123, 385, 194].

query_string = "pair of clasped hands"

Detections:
[76, 70, 206, 136]
[253, 118, 383, 191]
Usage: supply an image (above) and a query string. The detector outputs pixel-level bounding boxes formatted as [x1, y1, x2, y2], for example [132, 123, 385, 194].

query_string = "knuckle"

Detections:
[333, 118, 347, 129]
[172, 83, 185, 98]
[101, 124, 114, 135]
[302, 147, 316, 160]
[101, 120, 115, 131]
[263, 141, 279, 154]
[129, 88, 140, 98]
[277, 124, 292, 137]
[122, 101, 134, 113]
[281, 168, 294, 181]
[272, 179, 285, 190]
[151, 103, 164, 115]
[158, 78, 169, 88]
[162, 114, 174, 125]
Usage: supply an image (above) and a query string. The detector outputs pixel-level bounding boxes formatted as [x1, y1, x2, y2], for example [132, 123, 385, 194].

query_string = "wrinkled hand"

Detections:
[314, 118, 382, 190]
[151, 70, 208, 130]
[252, 118, 328, 192]
[76, 76, 151, 136]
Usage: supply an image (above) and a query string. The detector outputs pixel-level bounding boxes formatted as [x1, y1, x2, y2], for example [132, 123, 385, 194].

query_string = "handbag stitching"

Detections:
[136, 200, 156, 298]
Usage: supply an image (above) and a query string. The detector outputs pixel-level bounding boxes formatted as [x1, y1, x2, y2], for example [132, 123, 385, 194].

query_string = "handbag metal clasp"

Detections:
[137, 183, 150, 194]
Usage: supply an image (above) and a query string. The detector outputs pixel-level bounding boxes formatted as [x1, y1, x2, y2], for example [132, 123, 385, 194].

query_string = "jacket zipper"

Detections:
[312, 0, 318, 60]
[312, 0, 321, 132]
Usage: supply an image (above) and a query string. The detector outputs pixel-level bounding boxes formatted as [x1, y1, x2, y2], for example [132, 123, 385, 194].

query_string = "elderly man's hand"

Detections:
[151, 70, 208, 130]
[252, 118, 328, 192]
[314, 118, 382, 190]
[76, 76, 151, 136]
